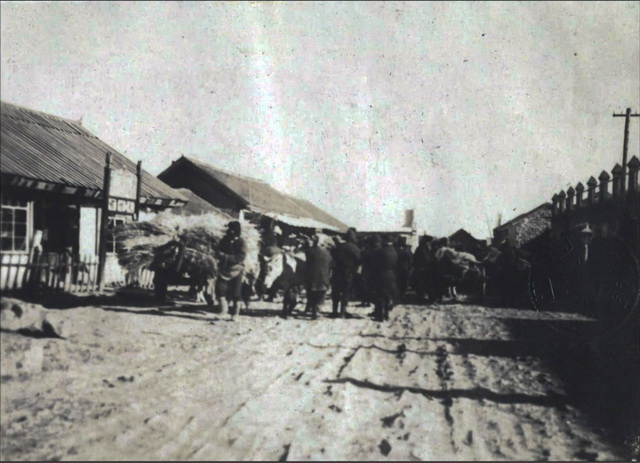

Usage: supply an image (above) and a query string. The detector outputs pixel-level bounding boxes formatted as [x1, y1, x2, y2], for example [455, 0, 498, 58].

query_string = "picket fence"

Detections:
[0, 252, 155, 294]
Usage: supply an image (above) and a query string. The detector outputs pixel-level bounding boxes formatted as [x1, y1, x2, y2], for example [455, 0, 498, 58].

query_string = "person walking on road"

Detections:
[371, 234, 399, 322]
[411, 235, 433, 302]
[215, 220, 247, 319]
[305, 233, 332, 319]
[330, 228, 361, 318]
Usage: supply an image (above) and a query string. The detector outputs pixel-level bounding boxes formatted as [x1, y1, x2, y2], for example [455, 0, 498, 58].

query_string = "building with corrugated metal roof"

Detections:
[0, 101, 186, 290]
[157, 156, 350, 236]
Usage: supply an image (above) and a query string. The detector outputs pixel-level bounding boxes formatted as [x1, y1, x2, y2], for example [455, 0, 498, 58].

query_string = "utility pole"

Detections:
[613, 108, 640, 192]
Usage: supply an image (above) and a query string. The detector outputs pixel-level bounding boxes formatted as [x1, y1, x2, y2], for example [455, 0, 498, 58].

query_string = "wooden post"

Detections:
[628, 156, 640, 192]
[135, 160, 142, 221]
[575, 182, 584, 209]
[558, 190, 566, 214]
[599, 170, 610, 203]
[613, 108, 640, 192]
[611, 164, 623, 198]
[587, 176, 597, 207]
[566, 187, 575, 213]
[97, 152, 112, 291]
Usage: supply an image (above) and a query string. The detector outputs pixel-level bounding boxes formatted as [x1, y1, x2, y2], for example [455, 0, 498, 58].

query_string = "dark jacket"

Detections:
[331, 229, 361, 283]
[218, 234, 247, 279]
[332, 241, 361, 279]
[412, 243, 431, 270]
[397, 246, 412, 275]
[372, 243, 399, 299]
[305, 245, 332, 292]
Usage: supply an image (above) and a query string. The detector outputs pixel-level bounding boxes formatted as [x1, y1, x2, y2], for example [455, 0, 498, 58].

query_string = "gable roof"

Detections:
[1, 101, 185, 205]
[285, 196, 349, 232]
[162, 156, 349, 232]
[171, 188, 233, 218]
[494, 202, 553, 247]
[495, 203, 552, 230]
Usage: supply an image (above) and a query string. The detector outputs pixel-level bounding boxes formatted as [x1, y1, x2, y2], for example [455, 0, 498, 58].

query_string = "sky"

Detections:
[1, 1, 639, 238]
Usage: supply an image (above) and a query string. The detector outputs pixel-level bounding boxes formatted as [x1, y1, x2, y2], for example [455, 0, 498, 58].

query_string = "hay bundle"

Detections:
[238, 218, 261, 280]
[115, 211, 261, 282]
[114, 221, 175, 271]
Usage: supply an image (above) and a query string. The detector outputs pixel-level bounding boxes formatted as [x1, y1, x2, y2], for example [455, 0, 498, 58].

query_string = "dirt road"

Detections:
[0, 295, 631, 460]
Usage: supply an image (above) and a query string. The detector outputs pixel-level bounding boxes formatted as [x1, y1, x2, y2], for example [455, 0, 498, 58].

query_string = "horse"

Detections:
[262, 250, 308, 318]
[433, 247, 486, 302]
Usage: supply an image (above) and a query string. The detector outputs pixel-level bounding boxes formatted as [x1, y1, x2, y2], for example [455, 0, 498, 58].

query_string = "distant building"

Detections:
[493, 203, 553, 248]
[0, 101, 186, 290]
[157, 156, 349, 235]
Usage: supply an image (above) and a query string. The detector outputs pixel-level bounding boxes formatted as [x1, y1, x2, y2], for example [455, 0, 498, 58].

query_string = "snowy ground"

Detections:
[1, 291, 636, 461]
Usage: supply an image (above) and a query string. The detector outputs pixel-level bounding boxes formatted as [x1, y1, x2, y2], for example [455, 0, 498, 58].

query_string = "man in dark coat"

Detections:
[330, 228, 362, 318]
[305, 233, 332, 319]
[411, 235, 433, 302]
[358, 236, 379, 309]
[371, 234, 399, 322]
[215, 220, 247, 318]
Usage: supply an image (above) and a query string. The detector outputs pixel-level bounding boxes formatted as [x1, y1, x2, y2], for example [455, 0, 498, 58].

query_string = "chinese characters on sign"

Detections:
[107, 197, 136, 214]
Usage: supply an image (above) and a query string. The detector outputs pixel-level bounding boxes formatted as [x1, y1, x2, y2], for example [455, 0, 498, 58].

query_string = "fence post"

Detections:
[566, 186, 575, 213]
[587, 176, 597, 207]
[611, 164, 623, 198]
[551, 194, 559, 217]
[558, 190, 566, 214]
[599, 170, 610, 203]
[628, 156, 639, 192]
[575, 182, 584, 209]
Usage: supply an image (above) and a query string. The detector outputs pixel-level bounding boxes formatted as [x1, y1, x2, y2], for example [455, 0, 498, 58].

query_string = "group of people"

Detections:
[211, 220, 483, 322]
[286, 228, 403, 322]
[256, 226, 456, 322]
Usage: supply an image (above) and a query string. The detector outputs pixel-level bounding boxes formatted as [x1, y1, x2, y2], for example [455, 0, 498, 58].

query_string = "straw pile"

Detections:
[114, 211, 261, 281]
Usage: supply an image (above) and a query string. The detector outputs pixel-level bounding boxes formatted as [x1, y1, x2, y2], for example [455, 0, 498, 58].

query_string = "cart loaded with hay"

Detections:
[114, 211, 261, 305]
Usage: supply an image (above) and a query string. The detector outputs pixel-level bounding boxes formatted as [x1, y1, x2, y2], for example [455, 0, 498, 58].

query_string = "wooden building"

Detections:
[157, 156, 349, 236]
[0, 101, 186, 291]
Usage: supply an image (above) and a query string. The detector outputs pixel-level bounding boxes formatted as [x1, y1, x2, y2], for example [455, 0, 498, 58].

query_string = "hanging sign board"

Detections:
[110, 169, 137, 199]
[108, 168, 137, 215]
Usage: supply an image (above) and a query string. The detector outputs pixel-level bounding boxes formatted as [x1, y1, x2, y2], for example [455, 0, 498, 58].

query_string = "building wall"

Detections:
[552, 192, 639, 256]
[1, 185, 173, 290]
[494, 205, 552, 248]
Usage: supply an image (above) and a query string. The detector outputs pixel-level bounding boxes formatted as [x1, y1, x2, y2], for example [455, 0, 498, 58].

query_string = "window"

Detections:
[1, 200, 31, 253]
[106, 216, 128, 254]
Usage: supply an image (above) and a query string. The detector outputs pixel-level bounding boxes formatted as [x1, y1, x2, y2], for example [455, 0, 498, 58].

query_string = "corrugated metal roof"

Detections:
[170, 156, 349, 231]
[1, 101, 185, 203]
[171, 188, 233, 218]
[286, 196, 349, 232]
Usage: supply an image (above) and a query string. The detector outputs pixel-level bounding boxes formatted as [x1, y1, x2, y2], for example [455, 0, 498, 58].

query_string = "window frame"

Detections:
[1, 199, 33, 254]
[106, 215, 130, 255]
